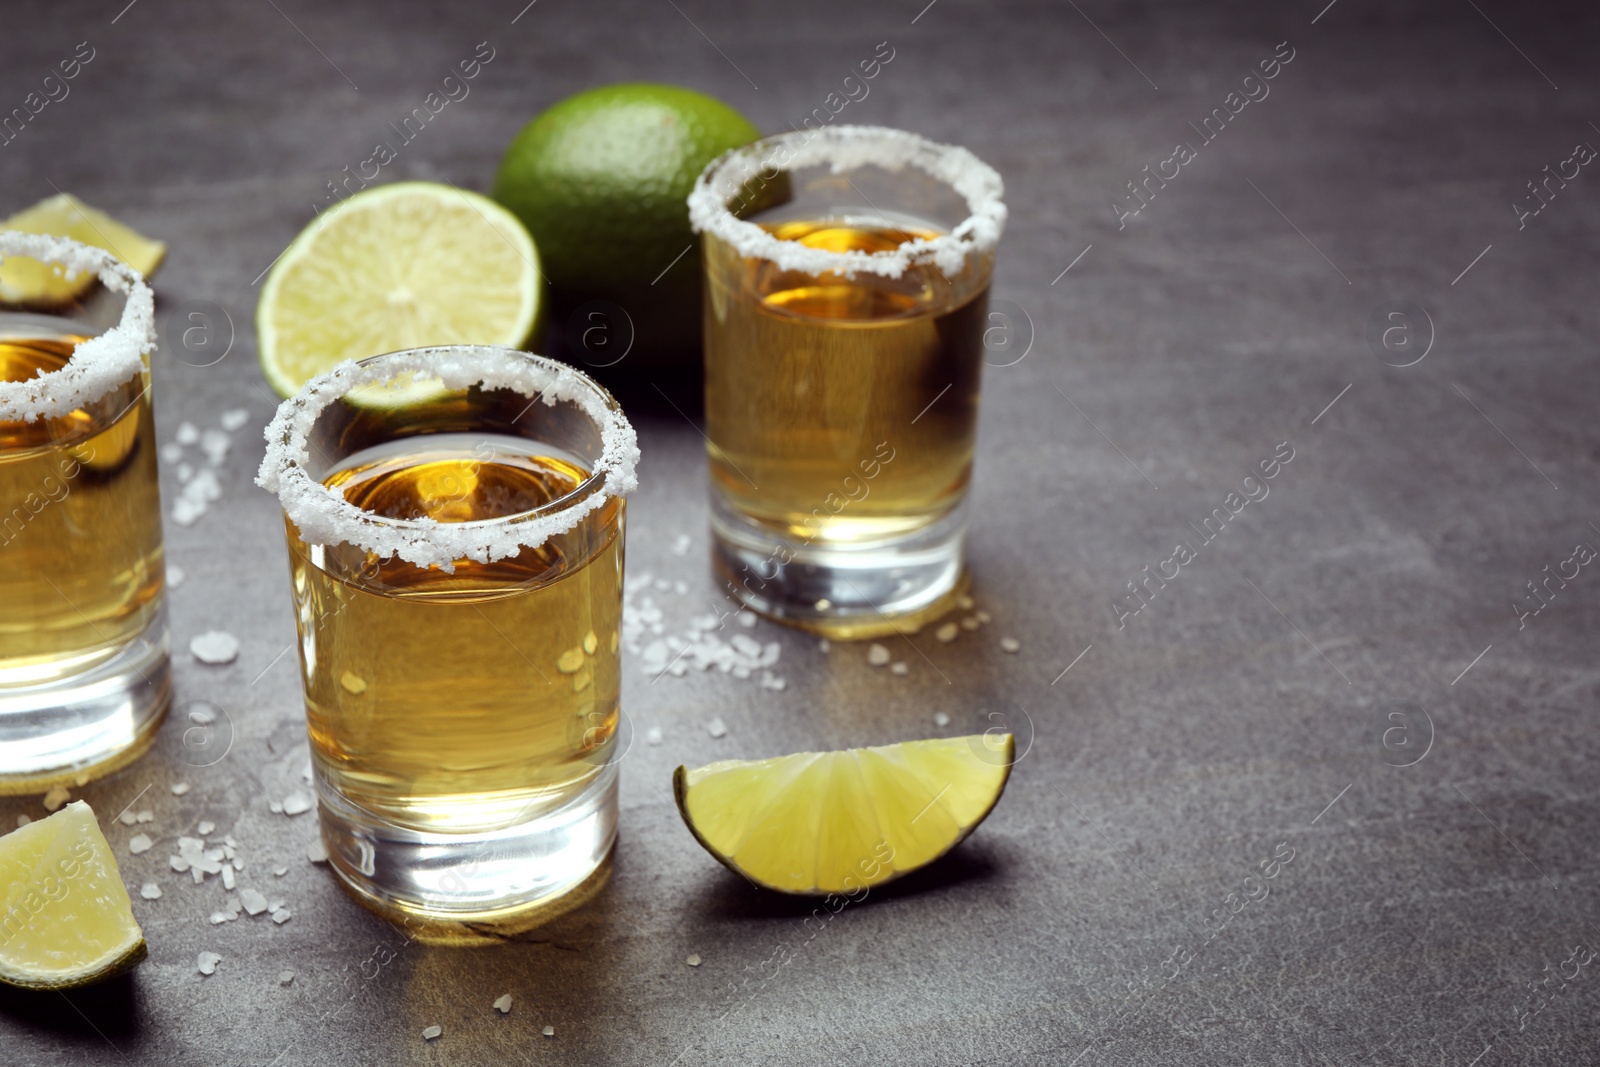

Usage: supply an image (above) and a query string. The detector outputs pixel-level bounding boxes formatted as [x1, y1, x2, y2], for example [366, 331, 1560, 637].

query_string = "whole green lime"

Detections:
[492, 83, 761, 368]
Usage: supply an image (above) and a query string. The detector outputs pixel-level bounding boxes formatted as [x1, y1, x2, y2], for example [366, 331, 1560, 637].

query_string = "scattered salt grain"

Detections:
[220, 408, 250, 432]
[189, 705, 216, 725]
[171, 782, 190, 796]
[686, 954, 702, 967]
[273, 865, 287, 877]
[15, 815, 30, 828]
[557, 647, 585, 673]
[120, 810, 138, 826]
[935, 623, 959, 643]
[175, 422, 199, 445]
[140, 882, 161, 899]
[891, 662, 909, 676]
[137, 810, 153, 823]
[159, 441, 184, 465]
[199, 428, 229, 466]
[282, 793, 312, 816]
[278, 970, 295, 986]
[306, 839, 328, 864]
[197, 951, 221, 976]
[646, 727, 663, 745]
[961, 616, 980, 631]
[493, 993, 513, 1014]
[975, 610, 992, 625]
[957, 595, 975, 610]
[542, 1026, 555, 1038]
[42, 785, 70, 811]
[999, 636, 1021, 654]
[671, 533, 692, 557]
[167, 564, 185, 589]
[758, 673, 786, 691]
[270, 906, 292, 924]
[422, 1025, 442, 1041]
[867, 644, 891, 667]
[208, 911, 229, 925]
[934, 712, 951, 727]
[737, 612, 758, 628]
[240, 888, 268, 916]
[707, 718, 728, 738]
[129, 833, 152, 855]
[269, 801, 283, 813]
[221, 865, 235, 890]
[340, 671, 366, 694]
[190, 631, 239, 665]
[818, 639, 831, 653]
[176, 462, 194, 483]
[197, 820, 215, 835]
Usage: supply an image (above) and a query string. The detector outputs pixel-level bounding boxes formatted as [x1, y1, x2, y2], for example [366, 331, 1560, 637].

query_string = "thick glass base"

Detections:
[0, 612, 170, 794]
[316, 759, 618, 923]
[711, 493, 969, 640]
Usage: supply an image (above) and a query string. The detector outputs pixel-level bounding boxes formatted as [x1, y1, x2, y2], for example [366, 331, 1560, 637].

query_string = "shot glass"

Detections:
[0, 232, 168, 792]
[257, 346, 638, 920]
[689, 126, 1007, 638]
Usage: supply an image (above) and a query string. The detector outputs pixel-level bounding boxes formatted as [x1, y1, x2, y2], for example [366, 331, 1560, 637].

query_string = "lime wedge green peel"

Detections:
[256, 181, 543, 399]
[674, 734, 1013, 896]
[0, 801, 146, 990]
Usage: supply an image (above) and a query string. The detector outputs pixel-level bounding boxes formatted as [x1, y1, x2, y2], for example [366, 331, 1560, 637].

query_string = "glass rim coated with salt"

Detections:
[256, 345, 639, 921]
[689, 125, 1007, 639]
[0, 231, 168, 793]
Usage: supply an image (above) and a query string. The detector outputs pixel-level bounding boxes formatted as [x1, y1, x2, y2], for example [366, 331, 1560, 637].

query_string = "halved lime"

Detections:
[0, 801, 147, 990]
[256, 182, 542, 401]
[0, 193, 166, 304]
[674, 734, 1013, 895]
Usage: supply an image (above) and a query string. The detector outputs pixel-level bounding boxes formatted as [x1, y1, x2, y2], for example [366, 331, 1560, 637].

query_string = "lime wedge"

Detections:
[674, 734, 1013, 895]
[0, 801, 147, 990]
[0, 193, 166, 304]
[256, 181, 543, 400]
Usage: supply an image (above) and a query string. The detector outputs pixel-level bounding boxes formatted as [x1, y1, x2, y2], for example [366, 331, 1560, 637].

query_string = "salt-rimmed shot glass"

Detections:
[0, 232, 168, 792]
[256, 346, 639, 921]
[689, 126, 1007, 639]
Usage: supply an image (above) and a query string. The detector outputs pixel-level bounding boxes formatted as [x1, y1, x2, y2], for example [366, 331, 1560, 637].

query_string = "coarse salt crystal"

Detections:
[707, 718, 727, 739]
[170, 782, 190, 795]
[220, 408, 250, 432]
[197, 820, 215, 835]
[999, 636, 1021, 653]
[273, 865, 288, 877]
[240, 888, 268, 916]
[867, 644, 891, 667]
[422, 1025, 442, 1040]
[222, 866, 235, 891]
[42, 785, 70, 811]
[935, 623, 959, 643]
[137, 810, 153, 823]
[278, 970, 295, 986]
[957, 595, 975, 610]
[167, 564, 185, 589]
[671, 533, 691, 557]
[891, 662, 909, 676]
[961, 616, 980, 631]
[140, 882, 161, 899]
[976, 610, 992, 624]
[197, 951, 221, 976]
[120, 810, 139, 826]
[818, 639, 831, 653]
[934, 712, 951, 727]
[129, 833, 153, 854]
[306, 839, 328, 864]
[646, 727, 663, 745]
[493, 993, 513, 1014]
[282, 793, 312, 816]
[159, 442, 184, 465]
[175, 422, 199, 445]
[270, 907, 292, 924]
[686, 954, 702, 967]
[737, 612, 757, 629]
[542, 1026, 555, 1038]
[190, 631, 239, 665]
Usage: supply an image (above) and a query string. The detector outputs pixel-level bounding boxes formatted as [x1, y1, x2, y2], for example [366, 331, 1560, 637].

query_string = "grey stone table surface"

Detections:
[4, 0, 1599, 1063]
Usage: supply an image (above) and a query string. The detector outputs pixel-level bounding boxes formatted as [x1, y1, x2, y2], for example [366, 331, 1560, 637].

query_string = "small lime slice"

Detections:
[674, 733, 1013, 895]
[0, 193, 166, 304]
[256, 181, 543, 402]
[0, 801, 147, 990]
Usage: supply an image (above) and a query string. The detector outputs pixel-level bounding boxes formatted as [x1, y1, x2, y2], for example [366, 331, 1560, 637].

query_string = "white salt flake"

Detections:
[999, 636, 1021, 654]
[176, 462, 194, 483]
[646, 727, 663, 745]
[197, 820, 215, 835]
[281, 792, 312, 816]
[171, 496, 206, 526]
[190, 631, 239, 665]
[818, 639, 831, 653]
[199, 428, 230, 466]
[961, 616, 980, 631]
[189, 705, 216, 725]
[493, 993, 513, 1014]
[975, 610, 992, 625]
[273, 865, 288, 877]
[671, 533, 692, 557]
[170, 782, 190, 796]
[15, 815, 29, 828]
[222, 865, 235, 891]
[240, 888, 268, 916]
[686, 954, 702, 967]
[220, 408, 250, 432]
[737, 612, 758, 629]
[175, 421, 199, 445]
[759, 673, 786, 691]
[42, 785, 70, 811]
[140, 882, 161, 899]
[707, 718, 728, 739]
[128, 833, 153, 855]
[934, 712, 951, 727]
[542, 1026, 555, 1038]
[119, 810, 138, 826]
[422, 1025, 442, 1041]
[935, 623, 960, 643]
[197, 951, 221, 976]
[866, 644, 891, 667]
[891, 662, 909, 676]
[278, 970, 295, 986]
[209, 911, 229, 925]
[957, 594, 975, 610]
[159, 441, 184, 465]
[136, 810, 152, 823]
[270, 907, 292, 924]
[306, 839, 328, 864]
[166, 564, 185, 589]
[269, 801, 282, 813]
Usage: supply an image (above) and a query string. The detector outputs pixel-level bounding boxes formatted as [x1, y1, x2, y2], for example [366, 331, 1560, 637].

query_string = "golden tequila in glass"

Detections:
[691, 127, 1006, 637]
[260, 346, 637, 920]
[0, 235, 168, 792]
